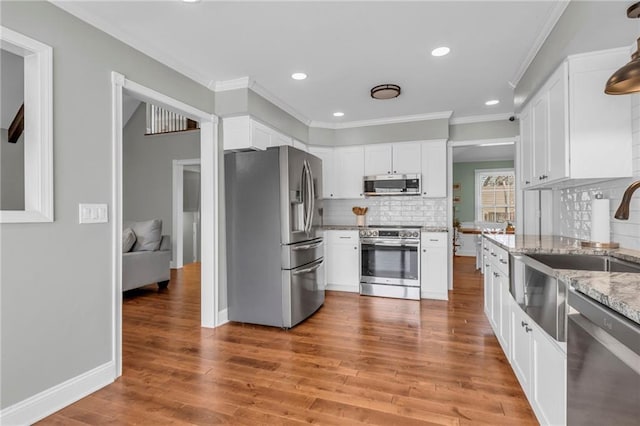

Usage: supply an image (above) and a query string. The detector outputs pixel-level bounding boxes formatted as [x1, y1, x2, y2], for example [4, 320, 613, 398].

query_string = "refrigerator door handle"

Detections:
[308, 160, 315, 234]
[303, 160, 313, 235]
[301, 160, 309, 234]
[292, 258, 324, 275]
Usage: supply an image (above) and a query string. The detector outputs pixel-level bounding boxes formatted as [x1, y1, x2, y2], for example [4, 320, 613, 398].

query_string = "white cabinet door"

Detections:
[271, 130, 292, 147]
[309, 146, 335, 199]
[491, 267, 501, 334]
[531, 326, 566, 426]
[546, 63, 568, 182]
[483, 254, 492, 320]
[420, 140, 447, 198]
[531, 93, 549, 184]
[392, 142, 422, 174]
[293, 139, 308, 152]
[334, 146, 365, 199]
[519, 106, 534, 188]
[497, 273, 511, 358]
[510, 304, 532, 396]
[420, 233, 448, 300]
[325, 231, 359, 292]
[364, 144, 393, 175]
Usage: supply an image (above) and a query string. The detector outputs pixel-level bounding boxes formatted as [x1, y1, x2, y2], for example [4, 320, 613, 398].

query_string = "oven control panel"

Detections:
[359, 228, 420, 239]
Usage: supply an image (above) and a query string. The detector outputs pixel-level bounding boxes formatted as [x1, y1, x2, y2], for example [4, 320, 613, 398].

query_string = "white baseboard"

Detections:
[218, 308, 229, 325]
[421, 291, 448, 301]
[0, 361, 115, 426]
[326, 284, 359, 293]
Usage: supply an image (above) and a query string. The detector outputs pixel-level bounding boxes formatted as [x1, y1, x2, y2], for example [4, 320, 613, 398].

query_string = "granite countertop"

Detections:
[322, 225, 448, 233]
[484, 234, 640, 325]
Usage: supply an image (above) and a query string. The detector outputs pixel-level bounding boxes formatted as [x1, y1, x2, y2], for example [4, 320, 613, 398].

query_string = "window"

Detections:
[475, 169, 515, 223]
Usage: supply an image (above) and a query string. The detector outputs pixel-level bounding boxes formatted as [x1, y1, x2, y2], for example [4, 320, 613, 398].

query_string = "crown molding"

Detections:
[509, 0, 570, 89]
[449, 113, 514, 125]
[212, 77, 251, 92]
[311, 111, 453, 130]
[248, 81, 313, 126]
[50, 1, 213, 89]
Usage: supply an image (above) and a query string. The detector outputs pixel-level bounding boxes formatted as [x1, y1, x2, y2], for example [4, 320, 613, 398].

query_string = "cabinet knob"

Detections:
[393, 170, 397, 173]
[423, 249, 426, 252]
[525, 326, 533, 333]
[354, 246, 358, 250]
[330, 194, 334, 197]
[485, 264, 490, 268]
[423, 192, 426, 195]
[521, 321, 528, 327]
[387, 171, 391, 174]
[525, 180, 530, 184]
[493, 272, 499, 277]
[499, 259, 508, 265]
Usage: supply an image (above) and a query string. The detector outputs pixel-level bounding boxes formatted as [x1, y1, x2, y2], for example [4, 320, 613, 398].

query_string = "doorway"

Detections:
[111, 72, 219, 377]
[172, 159, 201, 269]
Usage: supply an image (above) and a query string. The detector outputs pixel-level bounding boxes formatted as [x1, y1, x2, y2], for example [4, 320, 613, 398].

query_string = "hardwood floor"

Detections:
[39, 257, 536, 425]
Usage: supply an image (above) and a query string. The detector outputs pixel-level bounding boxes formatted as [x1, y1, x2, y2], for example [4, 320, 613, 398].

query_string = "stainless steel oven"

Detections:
[359, 226, 421, 300]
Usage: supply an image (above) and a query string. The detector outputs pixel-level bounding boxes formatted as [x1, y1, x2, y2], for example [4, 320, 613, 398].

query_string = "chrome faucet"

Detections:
[614, 180, 640, 220]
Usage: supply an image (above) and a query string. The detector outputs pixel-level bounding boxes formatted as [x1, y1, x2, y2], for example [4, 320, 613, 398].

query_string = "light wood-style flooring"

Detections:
[39, 257, 536, 425]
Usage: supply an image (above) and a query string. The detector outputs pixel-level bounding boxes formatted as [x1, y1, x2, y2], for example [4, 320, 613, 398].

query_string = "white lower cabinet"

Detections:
[483, 237, 566, 426]
[420, 232, 448, 300]
[531, 325, 566, 426]
[324, 230, 359, 292]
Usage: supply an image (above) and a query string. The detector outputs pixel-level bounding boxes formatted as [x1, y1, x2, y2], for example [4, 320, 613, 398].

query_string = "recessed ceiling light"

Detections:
[431, 47, 450, 57]
[333, 112, 344, 117]
[485, 99, 500, 106]
[291, 72, 307, 80]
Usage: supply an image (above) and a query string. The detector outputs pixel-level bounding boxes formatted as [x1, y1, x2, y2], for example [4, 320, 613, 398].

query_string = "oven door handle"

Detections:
[361, 240, 420, 247]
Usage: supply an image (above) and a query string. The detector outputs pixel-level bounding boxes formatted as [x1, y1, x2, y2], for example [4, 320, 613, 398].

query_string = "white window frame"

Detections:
[0, 26, 53, 223]
[474, 168, 515, 223]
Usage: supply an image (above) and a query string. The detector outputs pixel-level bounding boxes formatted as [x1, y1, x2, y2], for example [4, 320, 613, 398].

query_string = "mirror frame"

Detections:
[0, 26, 53, 223]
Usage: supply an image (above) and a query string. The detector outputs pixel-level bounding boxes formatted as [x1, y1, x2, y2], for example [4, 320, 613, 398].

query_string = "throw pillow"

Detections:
[129, 219, 163, 251]
[122, 228, 137, 253]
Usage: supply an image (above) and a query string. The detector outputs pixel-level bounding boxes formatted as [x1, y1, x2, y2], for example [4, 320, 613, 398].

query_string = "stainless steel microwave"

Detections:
[363, 174, 421, 196]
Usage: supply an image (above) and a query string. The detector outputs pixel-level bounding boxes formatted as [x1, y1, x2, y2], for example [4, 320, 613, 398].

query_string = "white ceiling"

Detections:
[52, 1, 634, 126]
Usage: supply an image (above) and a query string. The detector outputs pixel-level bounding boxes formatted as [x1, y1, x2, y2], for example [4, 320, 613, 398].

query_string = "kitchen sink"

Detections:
[526, 253, 640, 273]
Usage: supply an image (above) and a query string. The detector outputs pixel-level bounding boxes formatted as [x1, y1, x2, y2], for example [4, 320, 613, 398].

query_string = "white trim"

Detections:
[0, 362, 115, 426]
[446, 141, 454, 291]
[326, 285, 359, 293]
[0, 26, 53, 223]
[111, 73, 220, 383]
[172, 159, 201, 270]
[249, 80, 313, 126]
[509, 0, 570, 88]
[449, 137, 515, 148]
[213, 77, 251, 92]
[311, 111, 453, 129]
[218, 308, 229, 325]
[449, 113, 514, 125]
[50, 1, 212, 88]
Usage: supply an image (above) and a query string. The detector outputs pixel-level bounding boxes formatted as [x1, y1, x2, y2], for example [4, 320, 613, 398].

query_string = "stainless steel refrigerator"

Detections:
[225, 146, 324, 328]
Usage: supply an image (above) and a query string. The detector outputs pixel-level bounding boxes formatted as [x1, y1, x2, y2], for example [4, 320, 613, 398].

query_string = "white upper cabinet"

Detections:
[420, 140, 447, 198]
[333, 146, 365, 199]
[308, 146, 336, 199]
[364, 142, 422, 175]
[520, 47, 632, 189]
[392, 142, 422, 174]
[223, 115, 293, 151]
[364, 144, 393, 175]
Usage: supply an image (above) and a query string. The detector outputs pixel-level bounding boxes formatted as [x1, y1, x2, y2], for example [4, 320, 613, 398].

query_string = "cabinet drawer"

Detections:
[326, 230, 359, 244]
[421, 232, 447, 247]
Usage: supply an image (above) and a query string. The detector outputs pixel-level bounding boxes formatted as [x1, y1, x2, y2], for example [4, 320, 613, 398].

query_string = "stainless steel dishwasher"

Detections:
[567, 288, 640, 425]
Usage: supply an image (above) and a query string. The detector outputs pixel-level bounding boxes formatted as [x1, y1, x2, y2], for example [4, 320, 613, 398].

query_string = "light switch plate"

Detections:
[79, 203, 109, 224]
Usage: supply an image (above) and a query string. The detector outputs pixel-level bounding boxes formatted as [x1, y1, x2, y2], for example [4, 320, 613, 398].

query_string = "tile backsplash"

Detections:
[556, 94, 640, 250]
[322, 197, 447, 227]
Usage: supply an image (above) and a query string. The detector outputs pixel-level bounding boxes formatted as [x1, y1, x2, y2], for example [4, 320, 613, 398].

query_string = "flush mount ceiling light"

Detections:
[291, 72, 307, 80]
[333, 112, 344, 117]
[431, 47, 450, 57]
[485, 99, 500, 106]
[605, 2, 640, 94]
[371, 84, 401, 100]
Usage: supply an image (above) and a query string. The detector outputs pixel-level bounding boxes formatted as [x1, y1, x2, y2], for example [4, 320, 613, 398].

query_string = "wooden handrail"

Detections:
[8, 103, 24, 143]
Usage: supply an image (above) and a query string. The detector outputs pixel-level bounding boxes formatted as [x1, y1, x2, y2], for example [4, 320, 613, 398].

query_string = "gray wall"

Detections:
[123, 103, 200, 265]
[449, 119, 518, 141]
[515, 1, 638, 111]
[0, 1, 214, 410]
[0, 129, 25, 210]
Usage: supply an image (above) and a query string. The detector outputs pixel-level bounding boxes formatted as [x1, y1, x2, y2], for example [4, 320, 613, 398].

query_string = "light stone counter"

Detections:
[321, 225, 448, 232]
[484, 234, 640, 325]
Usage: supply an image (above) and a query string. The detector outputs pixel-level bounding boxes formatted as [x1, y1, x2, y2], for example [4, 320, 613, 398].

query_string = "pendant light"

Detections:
[605, 2, 640, 95]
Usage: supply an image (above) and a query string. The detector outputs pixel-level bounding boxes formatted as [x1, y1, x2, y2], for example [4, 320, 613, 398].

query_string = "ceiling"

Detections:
[52, 1, 633, 126]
